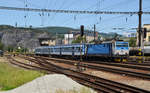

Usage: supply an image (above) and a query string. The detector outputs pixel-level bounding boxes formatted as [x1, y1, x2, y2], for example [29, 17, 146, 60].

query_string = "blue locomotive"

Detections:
[34, 41, 129, 61]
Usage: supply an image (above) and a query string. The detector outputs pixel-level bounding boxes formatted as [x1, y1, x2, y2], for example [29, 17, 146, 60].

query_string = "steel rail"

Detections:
[32, 56, 150, 80]
[33, 57, 150, 93]
[20, 55, 150, 93]
[6, 56, 117, 93]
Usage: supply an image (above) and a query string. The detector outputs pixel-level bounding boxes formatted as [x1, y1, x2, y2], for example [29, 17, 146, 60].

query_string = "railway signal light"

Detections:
[143, 28, 147, 38]
[138, 48, 142, 56]
[80, 25, 84, 37]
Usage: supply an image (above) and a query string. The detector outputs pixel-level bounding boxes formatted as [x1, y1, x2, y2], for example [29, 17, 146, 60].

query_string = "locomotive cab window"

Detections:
[115, 42, 129, 50]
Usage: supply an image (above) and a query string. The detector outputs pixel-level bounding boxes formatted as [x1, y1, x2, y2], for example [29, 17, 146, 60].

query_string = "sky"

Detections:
[0, 0, 150, 34]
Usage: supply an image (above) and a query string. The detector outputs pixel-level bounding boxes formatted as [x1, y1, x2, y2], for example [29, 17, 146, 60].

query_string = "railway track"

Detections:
[84, 61, 150, 71]
[50, 57, 150, 71]
[25, 55, 150, 80]
[6, 55, 150, 93]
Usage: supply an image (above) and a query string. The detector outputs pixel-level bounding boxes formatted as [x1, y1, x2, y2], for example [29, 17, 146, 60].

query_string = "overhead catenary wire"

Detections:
[60, 1, 103, 26]
[0, 5, 149, 28]
[1, 0, 149, 33]
[96, 14, 135, 31]
[24, 0, 28, 27]
[49, 0, 68, 25]
[62, 0, 131, 29]
[62, 0, 134, 25]
[0, 6, 150, 15]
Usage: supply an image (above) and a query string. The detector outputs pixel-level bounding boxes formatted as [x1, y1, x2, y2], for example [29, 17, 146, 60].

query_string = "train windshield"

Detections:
[116, 44, 128, 47]
[115, 42, 129, 48]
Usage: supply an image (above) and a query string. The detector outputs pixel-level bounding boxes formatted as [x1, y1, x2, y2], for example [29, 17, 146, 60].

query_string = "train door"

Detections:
[60, 46, 62, 56]
[48, 47, 51, 56]
[112, 42, 115, 56]
[72, 46, 74, 57]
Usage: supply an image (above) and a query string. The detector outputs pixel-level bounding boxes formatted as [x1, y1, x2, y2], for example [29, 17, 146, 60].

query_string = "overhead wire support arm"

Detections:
[0, 6, 150, 15]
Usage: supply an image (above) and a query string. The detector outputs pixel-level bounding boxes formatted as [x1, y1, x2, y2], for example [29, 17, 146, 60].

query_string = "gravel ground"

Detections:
[89, 71, 150, 91]
[0, 57, 9, 63]
[0, 74, 96, 93]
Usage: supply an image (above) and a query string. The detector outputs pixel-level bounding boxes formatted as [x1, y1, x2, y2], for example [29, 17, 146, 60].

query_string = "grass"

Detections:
[0, 62, 44, 91]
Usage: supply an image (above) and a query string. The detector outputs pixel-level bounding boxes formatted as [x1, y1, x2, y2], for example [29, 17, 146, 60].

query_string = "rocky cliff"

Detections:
[0, 28, 51, 51]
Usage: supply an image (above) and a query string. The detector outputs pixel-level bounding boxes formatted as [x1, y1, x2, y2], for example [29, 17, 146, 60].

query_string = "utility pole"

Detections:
[138, 0, 143, 48]
[94, 24, 96, 42]
[137, 0, 144, 63]
[80, 25, 84, 61]
[68, 32, 69, 44]
[56, 32, 58, 45]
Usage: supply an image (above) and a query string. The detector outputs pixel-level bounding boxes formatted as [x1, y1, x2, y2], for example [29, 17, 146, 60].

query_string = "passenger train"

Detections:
[34, 41, 129, 61]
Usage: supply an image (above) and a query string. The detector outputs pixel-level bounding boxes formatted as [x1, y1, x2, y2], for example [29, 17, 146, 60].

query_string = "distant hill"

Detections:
[100, 32, 123, 39]
[0, 25, 122, 37]
[36, 26, 76, 34]
[0, 25, 15, 30]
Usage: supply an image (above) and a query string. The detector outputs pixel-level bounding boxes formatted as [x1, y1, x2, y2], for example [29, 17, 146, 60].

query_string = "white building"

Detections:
[64, 34, 74, 44]
[123, 31, 136, 37]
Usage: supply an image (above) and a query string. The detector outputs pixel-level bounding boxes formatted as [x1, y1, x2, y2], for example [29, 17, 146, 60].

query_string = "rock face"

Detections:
[0, 29, 51, 51]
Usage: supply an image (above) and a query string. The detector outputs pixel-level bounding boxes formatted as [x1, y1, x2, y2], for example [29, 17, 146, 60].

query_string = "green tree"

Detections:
[72, 36, 86, 44]
[89, 40, 95, 43]
[15, 47, 28, 53]
[129, 37, 136, 47]
[0, 42, 4, 50]
[7, 46, 14, 52]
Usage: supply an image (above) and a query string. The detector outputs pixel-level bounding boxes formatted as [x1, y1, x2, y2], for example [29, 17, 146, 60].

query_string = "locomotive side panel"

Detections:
[87, 43, 112, 56]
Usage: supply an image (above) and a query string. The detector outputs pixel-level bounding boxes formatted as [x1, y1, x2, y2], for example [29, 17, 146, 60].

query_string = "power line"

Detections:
[49, 0, 68, 25]
[60, 1, 102, 26]
[0, 6, 150, 15]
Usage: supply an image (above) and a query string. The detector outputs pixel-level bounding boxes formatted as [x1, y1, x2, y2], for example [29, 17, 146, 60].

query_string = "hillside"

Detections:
[36, 26, 76, 34]
[0, 25, 51, 51]
[0, 25, 122, 38]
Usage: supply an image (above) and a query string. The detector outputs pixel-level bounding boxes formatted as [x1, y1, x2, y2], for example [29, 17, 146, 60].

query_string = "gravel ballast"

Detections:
[90, 71, 150, 91]
[0, 74, 96, 93]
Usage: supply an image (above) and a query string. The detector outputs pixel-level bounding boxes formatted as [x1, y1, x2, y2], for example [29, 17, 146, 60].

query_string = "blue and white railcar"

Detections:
[34, 46, 50, 55]
[34, 41, 129, 59]
[60, 44, 86, 56]
[50, 46, 61, 55]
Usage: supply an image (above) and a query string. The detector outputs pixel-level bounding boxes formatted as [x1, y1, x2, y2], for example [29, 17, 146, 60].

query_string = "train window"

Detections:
[36, 49, 39, 52]
[78, 47, 80, 51]
[50, 48, 53, 52]
[69, 47, 72, 52]
[64, 48, 66, 52]
[74, 47, 80, 52]
[116, 44, 128, 47]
